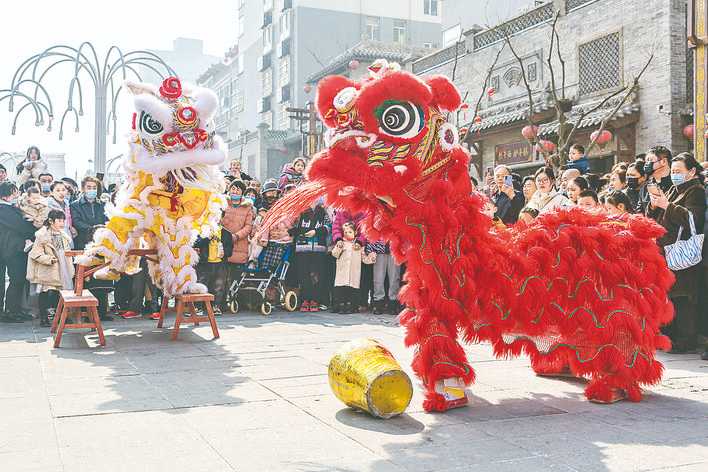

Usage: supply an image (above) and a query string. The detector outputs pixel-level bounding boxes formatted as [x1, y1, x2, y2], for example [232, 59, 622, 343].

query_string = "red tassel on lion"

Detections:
[262, 59, 674, 412]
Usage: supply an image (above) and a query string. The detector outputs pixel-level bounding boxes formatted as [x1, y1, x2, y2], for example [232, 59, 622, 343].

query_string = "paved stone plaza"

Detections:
[0, 310, 706, 472]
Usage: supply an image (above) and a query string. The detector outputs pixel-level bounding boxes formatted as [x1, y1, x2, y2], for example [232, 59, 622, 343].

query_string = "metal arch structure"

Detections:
[1, 43, 176, 172]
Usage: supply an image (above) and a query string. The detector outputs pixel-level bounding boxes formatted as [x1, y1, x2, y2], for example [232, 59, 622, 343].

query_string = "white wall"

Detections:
[296, 0, 442, 23]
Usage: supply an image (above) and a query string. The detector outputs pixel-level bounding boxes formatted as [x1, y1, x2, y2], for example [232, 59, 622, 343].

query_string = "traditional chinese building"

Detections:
[413, 0, 692, 177]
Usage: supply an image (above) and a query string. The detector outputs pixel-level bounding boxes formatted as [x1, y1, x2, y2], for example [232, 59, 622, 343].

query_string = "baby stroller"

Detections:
[226, 244, 298, 316]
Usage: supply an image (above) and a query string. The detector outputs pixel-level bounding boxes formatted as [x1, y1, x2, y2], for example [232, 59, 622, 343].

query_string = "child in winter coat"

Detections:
[331, 222, 375, 314]
[277, 157, 306, 191]
[18, 187, 49, 229]
[26, 210, 74, 327]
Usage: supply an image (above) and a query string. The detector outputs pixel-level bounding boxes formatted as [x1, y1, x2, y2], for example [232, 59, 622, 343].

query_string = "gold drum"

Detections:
[328, 338, 413, 419]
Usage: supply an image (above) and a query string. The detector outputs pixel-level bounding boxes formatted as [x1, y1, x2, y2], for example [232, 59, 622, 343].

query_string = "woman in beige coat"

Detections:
[331, 223, 376, 314]
[27, 210, 74, 327]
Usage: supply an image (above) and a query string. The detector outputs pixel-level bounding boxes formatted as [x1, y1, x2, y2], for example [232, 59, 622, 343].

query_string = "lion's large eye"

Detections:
[139, 111, 164, 134]
[375, 100, 425, 139]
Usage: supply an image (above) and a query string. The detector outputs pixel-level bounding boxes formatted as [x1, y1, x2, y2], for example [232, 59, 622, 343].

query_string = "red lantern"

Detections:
[590, 129, 613, 146]
[348, 59, 360, 70]
[683, 124, 695, 140]
[521, 125, 539, 140]
[473, 116, 482, 124]
[460, 103, 470, 110]
[487, 87, 496, 97]
[304, 84, 312, 94]
[536, 140, 556, 153]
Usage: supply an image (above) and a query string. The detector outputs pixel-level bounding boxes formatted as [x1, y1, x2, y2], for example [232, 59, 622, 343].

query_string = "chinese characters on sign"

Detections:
[495, 141, 532, 165]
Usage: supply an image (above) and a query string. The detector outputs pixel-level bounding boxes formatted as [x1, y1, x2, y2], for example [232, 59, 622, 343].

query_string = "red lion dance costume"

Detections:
[265, 60, 674, 412]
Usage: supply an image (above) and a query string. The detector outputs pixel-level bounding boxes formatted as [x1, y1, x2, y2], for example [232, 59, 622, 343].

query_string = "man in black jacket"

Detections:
[491, 165, 525, 224]
[70, 176, 107, 250]
[0, 182, 37, 322]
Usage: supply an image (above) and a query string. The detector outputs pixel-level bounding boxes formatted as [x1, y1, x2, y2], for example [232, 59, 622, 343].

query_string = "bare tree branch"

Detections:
[460, 42, 506, 143]
[502, 26, 536, 130]
[555, 27, 566, 99]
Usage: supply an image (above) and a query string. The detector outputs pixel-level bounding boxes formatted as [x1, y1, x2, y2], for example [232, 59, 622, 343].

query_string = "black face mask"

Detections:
[643, 161, 654, 175]
[627, 177, 640, 189]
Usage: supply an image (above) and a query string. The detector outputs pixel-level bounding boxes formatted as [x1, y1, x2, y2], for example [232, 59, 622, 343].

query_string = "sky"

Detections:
[0, 0, 235, 179]
[0, 0, 535, 180]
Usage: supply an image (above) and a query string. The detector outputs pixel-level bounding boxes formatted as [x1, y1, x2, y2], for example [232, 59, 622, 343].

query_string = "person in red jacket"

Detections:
[221, 181, 254, 306]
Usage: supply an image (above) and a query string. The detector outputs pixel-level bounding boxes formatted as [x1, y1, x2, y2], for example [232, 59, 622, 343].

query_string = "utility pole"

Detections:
[689, 1, 708, 162]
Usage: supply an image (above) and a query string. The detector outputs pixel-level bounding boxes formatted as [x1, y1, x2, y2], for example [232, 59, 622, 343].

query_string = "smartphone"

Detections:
[504, 175, 513, 187]
[96, 172, 105, 181]
[486, 166, 493, 176]
[647, 183, 660, 195]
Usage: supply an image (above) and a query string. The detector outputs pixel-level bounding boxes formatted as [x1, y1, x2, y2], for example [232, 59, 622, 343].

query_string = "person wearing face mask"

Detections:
[220, 180, 254, 310]
[70, 177, 107, 250]
[625, 161, 647, 213]
[0, 182, 37, 323]
[0, 164, 8, 184]
[38, 173, 54, 198]
[260, 178, 281, 210]
[641, 146, 673, 215]
[647, 153, 706, 353]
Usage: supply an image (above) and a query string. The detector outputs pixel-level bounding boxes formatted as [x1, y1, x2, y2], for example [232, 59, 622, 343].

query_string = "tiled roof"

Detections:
[467, 91, 640, 135]
[307, 40, 433, 83]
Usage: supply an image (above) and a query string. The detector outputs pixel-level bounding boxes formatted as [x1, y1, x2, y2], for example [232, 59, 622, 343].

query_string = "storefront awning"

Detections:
[538, 103, 640, 137]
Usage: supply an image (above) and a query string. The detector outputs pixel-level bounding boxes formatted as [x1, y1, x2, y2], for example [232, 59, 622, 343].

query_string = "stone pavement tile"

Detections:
[55, 410, 234, 472]
[650, 462, 708, 471]
[0, 396, 53, 423]
[195, 420, 403, 471]
[551, 440, 708, 472]
[259, 374, 330, 399]
[0, 357, 46, 399]
[143, 372, 279, 408]
[0, 449, 64, 472]
[40, 352, 138, 380]
[180, 401, 408, 470]
[233, 355, 327, 380]
[47, 386, 172, 417]
[438, 455, 577, 472]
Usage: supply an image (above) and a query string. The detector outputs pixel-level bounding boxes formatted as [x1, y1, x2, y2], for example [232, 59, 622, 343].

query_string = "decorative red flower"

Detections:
[159, 77, 182, 100]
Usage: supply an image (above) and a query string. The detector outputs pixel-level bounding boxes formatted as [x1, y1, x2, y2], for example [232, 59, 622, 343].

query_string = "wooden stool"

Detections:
[156, 293, 219, 341]
[51, 290, 105, 348]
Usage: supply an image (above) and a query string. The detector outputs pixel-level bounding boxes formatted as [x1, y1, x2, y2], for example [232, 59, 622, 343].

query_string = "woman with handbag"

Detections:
[647, 153, 706, 353]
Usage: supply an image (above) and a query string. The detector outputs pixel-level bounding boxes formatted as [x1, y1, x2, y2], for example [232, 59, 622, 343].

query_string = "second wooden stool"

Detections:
[51, 289, 105, 348]
[157, 293, 220, 340]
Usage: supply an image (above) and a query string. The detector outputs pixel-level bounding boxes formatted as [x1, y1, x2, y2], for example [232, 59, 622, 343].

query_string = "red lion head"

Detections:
[307, 60, 472, 220]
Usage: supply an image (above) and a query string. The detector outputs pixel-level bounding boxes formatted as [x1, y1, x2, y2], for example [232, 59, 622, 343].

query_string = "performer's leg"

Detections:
[399, 308, 474, 412]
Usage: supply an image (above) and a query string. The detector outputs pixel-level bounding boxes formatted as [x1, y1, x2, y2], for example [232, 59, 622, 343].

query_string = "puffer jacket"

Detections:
[16, 159, 48, 185]
[277, 163, 305, 191]
[26, 226, 74, 288]
[221, 202, 254, 263]
[18, 194, 49, 229]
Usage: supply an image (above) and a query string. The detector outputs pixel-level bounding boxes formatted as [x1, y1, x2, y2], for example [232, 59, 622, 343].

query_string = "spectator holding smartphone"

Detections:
[491, 165, 524, 224]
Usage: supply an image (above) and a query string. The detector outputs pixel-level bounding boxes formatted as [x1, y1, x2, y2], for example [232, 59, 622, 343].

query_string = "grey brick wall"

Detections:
[416, 0, 689, 169]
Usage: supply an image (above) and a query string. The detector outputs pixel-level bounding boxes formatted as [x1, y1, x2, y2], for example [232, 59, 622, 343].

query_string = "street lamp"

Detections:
[1, 43, 176, 173]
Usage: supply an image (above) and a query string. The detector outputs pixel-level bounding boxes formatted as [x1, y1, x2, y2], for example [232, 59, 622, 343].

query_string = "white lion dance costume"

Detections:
[78, 77, 226, 296]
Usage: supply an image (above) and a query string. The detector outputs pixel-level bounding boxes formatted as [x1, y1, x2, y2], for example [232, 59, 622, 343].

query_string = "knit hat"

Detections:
[261, 178, 279, 195]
